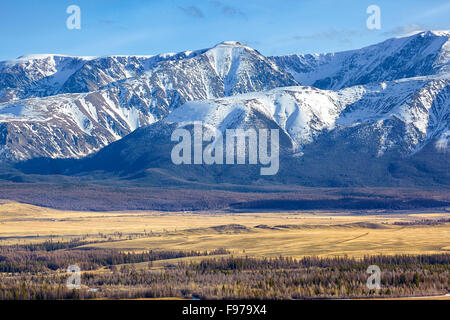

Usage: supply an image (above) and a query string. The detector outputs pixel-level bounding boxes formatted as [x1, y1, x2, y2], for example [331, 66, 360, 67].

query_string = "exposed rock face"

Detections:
[270, 31, 450, 89]
[0, 42, 297, 161]
[0, 32, 449, 187]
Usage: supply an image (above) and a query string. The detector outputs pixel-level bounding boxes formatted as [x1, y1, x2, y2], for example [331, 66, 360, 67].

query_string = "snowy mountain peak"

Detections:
[395, 30, 450, 39]
[271, 30, 450, 90]
[0, 33, 449, 171]
[208, 41, 257, 56]
[207, 41, 255, 56]
[12, 54, 96, 62]
[425, 30, 450, 37]
[215, 41, 244, 47]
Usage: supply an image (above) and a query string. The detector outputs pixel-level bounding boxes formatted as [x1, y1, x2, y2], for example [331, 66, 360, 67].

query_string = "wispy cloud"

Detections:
[98, 19, 117, 25]
[241, 40, 261, 47]
[211, 1, 247, 19]
[292, 29, 366, 46]
[178, 5, 205, 19]
[382, 24, 428, 37]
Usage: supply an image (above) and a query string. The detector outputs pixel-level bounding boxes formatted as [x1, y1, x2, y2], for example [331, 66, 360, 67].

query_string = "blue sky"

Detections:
[1, 0, 449, 60]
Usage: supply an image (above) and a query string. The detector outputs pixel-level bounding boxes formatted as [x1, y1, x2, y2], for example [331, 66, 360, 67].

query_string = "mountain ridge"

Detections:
[0, 31, 449, 188]
[270, 30, 450, 89]
[0, 41, 298, 161]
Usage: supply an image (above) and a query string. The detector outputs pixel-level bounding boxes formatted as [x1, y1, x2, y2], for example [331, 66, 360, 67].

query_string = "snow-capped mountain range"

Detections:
[0, 41, 296, 160]
[164, 77, 449, 156]
[0, 31, 449, 187]
[271, 30, 450, 89]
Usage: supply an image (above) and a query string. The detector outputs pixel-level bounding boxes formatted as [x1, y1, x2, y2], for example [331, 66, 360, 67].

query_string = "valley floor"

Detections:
[0, 201, 449, 300]
[1, 201, 449, 258]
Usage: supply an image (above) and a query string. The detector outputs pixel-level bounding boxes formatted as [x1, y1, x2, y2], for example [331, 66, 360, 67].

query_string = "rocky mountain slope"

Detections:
[17, 77, 448, 187]
[162, 76, 449, 156]
[0, 41, 297, 161]
[271, 30, 450, 89]
[1, 32, 449, 187]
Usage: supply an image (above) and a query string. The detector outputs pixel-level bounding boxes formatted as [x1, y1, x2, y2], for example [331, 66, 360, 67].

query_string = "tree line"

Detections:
[0, 243, 448, 300]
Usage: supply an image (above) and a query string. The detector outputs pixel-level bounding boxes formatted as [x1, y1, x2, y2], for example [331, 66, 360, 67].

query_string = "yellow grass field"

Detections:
[1, 201, 449, 258]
